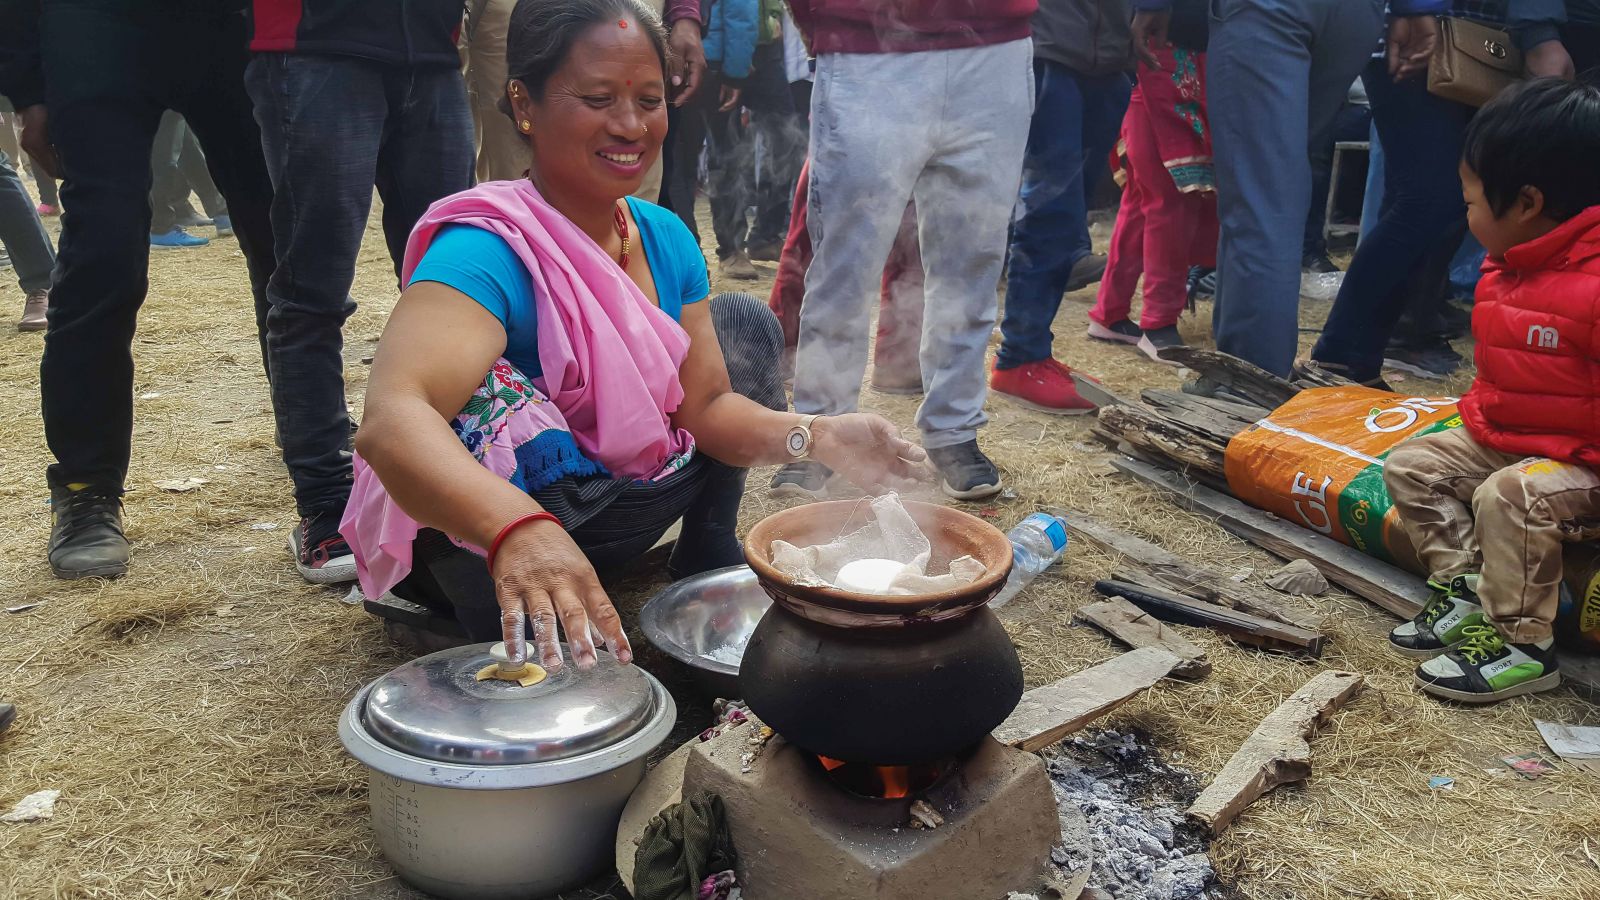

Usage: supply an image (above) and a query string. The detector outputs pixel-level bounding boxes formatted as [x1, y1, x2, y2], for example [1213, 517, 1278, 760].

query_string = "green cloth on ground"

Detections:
[633, 794, 736, 900]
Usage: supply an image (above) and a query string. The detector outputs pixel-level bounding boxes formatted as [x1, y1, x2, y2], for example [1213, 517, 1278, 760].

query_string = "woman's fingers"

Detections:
[550, 586, 597, 669]
[500, 606, 528, 666]
[584, 581, 633, 664]
[524, 592, 563, 670]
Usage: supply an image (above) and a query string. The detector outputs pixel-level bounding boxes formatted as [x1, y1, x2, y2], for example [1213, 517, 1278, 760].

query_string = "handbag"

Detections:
[1428, 17, 1525, 107]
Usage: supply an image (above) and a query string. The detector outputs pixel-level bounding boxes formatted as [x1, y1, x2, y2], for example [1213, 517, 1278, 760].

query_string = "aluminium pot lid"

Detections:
[360, 642, 661, 766]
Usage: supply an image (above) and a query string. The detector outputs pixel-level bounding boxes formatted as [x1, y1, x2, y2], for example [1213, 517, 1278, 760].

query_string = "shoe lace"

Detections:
[55, 491, 123, 541]
[1420, 595, 1454, 627]
[1456, 624, 1507, 665]
[936, 441, 989, 475]
[302, 510, 350, 553]
[1044, 358, 1076, 379]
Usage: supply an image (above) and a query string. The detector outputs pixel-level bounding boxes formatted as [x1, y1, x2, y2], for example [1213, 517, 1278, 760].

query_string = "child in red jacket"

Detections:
[1384, 78, 1600, 704]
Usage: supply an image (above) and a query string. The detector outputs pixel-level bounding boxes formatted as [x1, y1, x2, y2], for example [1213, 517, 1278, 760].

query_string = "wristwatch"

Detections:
[785, 414, 820, 459]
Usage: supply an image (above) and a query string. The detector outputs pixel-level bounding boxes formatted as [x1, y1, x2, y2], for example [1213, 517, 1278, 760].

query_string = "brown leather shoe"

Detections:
[18, 289, 46, 332]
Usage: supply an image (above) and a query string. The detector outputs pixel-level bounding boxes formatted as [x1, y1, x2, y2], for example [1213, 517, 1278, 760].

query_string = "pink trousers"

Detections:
[1089, 91, 1218, 332]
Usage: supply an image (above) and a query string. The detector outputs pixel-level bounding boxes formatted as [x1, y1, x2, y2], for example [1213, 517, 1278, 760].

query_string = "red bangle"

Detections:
[485, 512, 562, 573]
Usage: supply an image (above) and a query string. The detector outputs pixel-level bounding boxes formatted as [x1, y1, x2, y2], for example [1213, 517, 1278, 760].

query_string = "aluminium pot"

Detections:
[338, 643, 677, 900]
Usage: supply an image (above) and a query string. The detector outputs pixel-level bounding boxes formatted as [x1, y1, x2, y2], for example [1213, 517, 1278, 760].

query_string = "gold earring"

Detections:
[520, 119, 532, 133]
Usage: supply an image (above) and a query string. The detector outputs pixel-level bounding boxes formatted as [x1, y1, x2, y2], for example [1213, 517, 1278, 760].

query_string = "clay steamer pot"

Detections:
[740, 500, 1022, 766]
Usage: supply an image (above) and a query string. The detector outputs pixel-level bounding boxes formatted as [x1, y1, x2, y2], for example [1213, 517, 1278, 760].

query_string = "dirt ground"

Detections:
[2, 194, 1599, 900]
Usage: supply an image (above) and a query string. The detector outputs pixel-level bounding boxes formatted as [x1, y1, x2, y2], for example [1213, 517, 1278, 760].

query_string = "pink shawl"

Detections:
[341, 181, 695, 598]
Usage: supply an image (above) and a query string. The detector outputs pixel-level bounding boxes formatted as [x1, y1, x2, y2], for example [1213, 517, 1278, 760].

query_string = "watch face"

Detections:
[787, 428, 808, 455]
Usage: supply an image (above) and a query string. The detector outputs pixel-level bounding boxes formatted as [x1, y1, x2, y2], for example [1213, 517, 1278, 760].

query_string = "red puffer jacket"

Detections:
[1460, 205, 1600, 466]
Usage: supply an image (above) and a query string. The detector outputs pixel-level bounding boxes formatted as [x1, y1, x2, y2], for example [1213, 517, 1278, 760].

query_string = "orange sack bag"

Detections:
[1226, 385, 1600, 650]
[1224, 386, 1460, 569]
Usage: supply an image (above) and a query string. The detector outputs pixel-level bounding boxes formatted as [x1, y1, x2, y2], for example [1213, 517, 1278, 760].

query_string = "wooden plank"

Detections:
[1145, 388, 1270, 422]
[1187, 670, 1364, 834]
[1094, 404, 1227, 479]
[1155, 347, 1299, 410]
[993, 647, 1180, 752]
[1110, 456, 1600, 694]
[1287, 360, 1356, 390]
[1109, 456, 1430, 618]
[1056, 509, 1323, 632]
[1074, 597, 1213, 680]
[1069, 370, 1140, 409]
[1098, 577, 1326, 657]
[1140, 389, 1266, 440]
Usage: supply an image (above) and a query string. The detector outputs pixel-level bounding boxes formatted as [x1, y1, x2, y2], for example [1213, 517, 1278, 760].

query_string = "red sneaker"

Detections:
[990, 359, 1098, 415]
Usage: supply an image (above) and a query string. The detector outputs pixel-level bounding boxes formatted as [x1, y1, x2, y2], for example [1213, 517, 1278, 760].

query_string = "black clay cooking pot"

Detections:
[740, 500, 1022, 765]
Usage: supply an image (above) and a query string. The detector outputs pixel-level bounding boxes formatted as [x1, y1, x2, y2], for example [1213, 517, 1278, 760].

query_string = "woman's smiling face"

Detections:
[515, 17, 667, 201]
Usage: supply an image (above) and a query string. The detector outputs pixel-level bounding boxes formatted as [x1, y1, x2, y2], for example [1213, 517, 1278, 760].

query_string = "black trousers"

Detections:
[392, 292, 788, 641]
[39, 5, 275, 492]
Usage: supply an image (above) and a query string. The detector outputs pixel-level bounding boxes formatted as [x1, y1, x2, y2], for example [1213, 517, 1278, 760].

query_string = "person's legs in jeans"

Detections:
[912, 38, 1031, 449]
[247, 54, 386, 524]
[1357, 120, 1384, 242]
[0, 113, 19, 167]
[1208, 0, 1382, 376]
[39, 6, 167, 496]
[998, 62, 1128, 370]
[0, 148, 57, 297]
[173, 10, 277, 377]
[1312, 58, 1471, 379]
[665, 74, 717, 244]
[743, 42, 805, 253]
[705, 103, 753, 261]
[373, 65, 474, 277]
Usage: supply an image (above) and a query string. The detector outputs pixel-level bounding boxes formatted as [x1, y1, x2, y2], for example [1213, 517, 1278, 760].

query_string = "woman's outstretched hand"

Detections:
[810, 413, 931, 494]
[489, 518, 632, 672]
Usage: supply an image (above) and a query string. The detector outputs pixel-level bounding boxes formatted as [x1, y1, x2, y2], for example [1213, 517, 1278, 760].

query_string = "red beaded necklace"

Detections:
[613, 202, 631, 270]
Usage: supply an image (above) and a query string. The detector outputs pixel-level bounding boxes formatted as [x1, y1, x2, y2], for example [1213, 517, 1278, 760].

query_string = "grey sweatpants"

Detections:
[792, 39, 1033, 450]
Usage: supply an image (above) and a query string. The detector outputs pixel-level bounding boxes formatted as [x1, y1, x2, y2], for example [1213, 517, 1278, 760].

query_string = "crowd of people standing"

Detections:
[1, 0, 1599, 695]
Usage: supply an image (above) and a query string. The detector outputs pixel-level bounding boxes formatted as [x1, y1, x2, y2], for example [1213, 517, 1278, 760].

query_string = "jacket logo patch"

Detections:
[1526, 325, 1560, 349]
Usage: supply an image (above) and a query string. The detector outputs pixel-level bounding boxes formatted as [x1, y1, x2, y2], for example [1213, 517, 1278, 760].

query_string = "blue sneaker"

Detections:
[213, 215, 233, 238]
[150, 227, 209, 249]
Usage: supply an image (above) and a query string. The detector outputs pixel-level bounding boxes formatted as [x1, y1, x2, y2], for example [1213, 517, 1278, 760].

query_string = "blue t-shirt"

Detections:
[408, 197, 710, 377]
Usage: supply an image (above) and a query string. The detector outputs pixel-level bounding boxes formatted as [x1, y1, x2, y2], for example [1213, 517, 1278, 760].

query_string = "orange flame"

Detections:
[816, 755, 915, 799]
[878, 766, 911, 800]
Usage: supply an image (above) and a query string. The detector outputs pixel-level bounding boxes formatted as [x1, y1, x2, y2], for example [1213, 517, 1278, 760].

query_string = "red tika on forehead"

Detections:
[618, 18, 628, 27]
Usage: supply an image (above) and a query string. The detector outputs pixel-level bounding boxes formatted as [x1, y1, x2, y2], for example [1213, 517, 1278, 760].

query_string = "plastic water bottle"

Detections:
[989, 512, 1069, 609]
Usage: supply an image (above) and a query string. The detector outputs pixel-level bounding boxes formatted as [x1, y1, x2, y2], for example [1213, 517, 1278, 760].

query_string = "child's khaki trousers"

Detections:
[1385, 427, 1600, 643]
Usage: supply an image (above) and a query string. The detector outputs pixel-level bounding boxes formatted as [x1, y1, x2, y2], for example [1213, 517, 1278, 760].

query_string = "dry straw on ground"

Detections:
[2, 206, 1596, 900]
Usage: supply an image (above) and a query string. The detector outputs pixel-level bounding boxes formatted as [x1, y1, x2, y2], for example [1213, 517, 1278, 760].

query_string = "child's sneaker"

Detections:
[1388, 574, 1484, 657]
[1414, 624, 1561, 704]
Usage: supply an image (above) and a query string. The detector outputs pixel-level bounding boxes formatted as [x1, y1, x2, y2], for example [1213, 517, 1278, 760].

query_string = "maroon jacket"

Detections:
[788, 0, 1035, 54]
